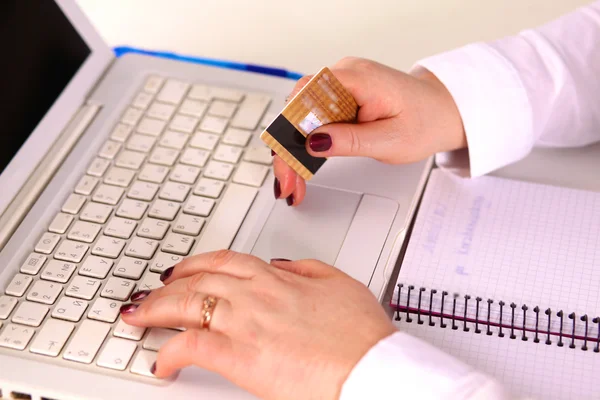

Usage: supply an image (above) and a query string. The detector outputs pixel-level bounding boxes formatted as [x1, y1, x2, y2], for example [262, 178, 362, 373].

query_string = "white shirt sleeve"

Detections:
[415, 1, 600, 177]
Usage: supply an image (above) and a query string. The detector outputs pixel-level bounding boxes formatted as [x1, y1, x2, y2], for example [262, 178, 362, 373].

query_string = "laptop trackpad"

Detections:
[250, 186, 361, 265]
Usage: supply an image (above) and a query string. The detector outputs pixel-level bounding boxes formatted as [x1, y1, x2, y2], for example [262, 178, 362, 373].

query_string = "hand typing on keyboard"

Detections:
[119, 250, 396, 400]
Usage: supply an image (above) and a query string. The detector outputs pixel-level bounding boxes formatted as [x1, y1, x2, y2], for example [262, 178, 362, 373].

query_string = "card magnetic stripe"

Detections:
[267, 114, 326, 175]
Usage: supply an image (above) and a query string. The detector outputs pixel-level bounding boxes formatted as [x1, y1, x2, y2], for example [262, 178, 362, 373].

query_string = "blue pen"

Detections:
[113, 46, 304, 80]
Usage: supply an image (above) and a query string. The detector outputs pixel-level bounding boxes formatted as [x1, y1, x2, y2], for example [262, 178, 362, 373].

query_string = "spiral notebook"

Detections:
[390, 169, 600, 399]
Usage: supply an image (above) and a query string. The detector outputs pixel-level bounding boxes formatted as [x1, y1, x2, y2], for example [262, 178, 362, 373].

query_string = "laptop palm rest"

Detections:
[250, 185, 398, 286]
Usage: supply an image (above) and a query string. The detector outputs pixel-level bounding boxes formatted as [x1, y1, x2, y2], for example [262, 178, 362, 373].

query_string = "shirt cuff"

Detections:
[338, 331, 510, 400]
[413, 42, 534, 177]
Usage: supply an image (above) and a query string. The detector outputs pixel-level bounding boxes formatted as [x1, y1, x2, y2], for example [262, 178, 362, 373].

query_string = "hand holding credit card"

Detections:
[260, 67, 358, 180]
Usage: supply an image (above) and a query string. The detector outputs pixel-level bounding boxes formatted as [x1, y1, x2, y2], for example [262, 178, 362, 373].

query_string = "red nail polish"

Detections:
[308, 133, 332, 152]
[271, 149, 275, 156]
[159, 266, 174, 282]
[130, 290, 151, 302]
[274, 178, 281, 199]
[271, 258, 291, 262]
[120, 303, 138, 314]
[286, 194, 294, 206]
[150, 362, 157, 375]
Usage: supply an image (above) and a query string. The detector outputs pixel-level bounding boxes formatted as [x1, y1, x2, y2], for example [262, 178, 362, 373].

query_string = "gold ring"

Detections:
[200, 295, 218, 330]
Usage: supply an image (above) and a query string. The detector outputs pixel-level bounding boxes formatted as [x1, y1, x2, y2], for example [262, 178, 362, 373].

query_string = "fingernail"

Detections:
[120, 303, 138, 314]
[271, 149, 275, 156]
[130, 290, 151, 302]
[274, 178, 281, 199]
[159, 266, 174, 282]
[150, 362, 157, 375]
[271, 258, 291, 262]
[308, 133, 332, 152]
[286, 194, 294, 206]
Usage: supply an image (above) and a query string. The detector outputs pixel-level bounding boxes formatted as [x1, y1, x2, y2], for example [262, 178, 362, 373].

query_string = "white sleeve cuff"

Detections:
[413, 43, 534, 177]
[339, 331, 511, 400]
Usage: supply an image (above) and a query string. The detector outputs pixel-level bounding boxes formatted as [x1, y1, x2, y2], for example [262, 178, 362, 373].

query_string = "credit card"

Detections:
[260, 67, 358, 180]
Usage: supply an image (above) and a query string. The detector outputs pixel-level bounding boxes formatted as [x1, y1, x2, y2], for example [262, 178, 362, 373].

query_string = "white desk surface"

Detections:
[76, 0, 592, 74]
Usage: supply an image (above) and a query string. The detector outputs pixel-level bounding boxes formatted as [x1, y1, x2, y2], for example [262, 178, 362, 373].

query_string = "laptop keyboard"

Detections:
[0, 76, 276, 379]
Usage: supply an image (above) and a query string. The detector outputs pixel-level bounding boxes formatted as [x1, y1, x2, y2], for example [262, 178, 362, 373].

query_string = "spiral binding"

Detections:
[393, 283, 600, 352]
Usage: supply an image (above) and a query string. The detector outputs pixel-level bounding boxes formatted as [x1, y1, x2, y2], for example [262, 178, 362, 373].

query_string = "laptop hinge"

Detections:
[0, 103, 101, 250]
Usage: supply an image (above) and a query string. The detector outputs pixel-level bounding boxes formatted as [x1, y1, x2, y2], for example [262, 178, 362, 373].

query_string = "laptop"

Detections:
[0, 0, 432, 398]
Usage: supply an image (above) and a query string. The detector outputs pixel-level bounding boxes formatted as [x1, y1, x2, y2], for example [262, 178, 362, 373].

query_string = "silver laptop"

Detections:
[0, 0, 431, 398]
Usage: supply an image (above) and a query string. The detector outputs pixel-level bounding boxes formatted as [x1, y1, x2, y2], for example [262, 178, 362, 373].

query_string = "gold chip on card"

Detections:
[260, 67, 358, 180]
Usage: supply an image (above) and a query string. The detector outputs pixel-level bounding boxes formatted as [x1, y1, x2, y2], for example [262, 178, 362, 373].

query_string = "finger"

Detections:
[121, 293, 233, 333]
[153, 329, 236, 378]
[288, 173, 306, 207]
[272, 155, 297, 199]
[286, 74, 313, 102]
[140, 272, 242, 304]
[270, 258, 340, 278]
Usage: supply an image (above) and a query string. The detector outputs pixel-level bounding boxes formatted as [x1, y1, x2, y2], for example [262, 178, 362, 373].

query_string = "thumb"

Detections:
[305, 118, 400, 160]
[270, 258, 340, 278]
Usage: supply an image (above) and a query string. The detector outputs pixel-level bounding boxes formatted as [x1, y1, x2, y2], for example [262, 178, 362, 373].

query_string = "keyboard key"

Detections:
[98, 140, 122, 159]
[211, 87, 245, 102]
[170, 164, 200, 184]
[149, 252, 183, 274]
[110, 123, 133, 142]
[132, 91, 154, 109]
[67, 221, 102, 243]
[125, 238, 159, 260]
[143, 327, 178, 351]
[173, 214, 205, 236]
[138, 218, 170, 240]
[79, 256, 114, 279]
[101, 277, 135, 301]
[97, 337, 137, 370]
[113, 257, 147, 280]
[193, 178, 225, 198]
[5, 274, 34, 297]
[115, 150, 146, 170]
[128, 181, 160, 201]
[180, 148, 210, 167]
[104, 167, 136, 187]
[0, 296, 18, 319]
[160, 130, 189, 150]
[243, 145, 273, 165]
[63, 320, 110, 364]
[161, 233, 194, 256]
[65, 277, 102, 300]
[149, 147, 179, 167]
[159, 182, 191, 202]
[20, 253, 48, 275]
[88, 297, 122, 323]
[26, 280, 62, 304]
[148, 200, 180, 221]
[52, 297, 88, 322]
[138, 272, 164, 291]
[170, 114, 199, 133]
[192, 183, 258, 255]
[116, 199, 148, 220]
[179, 99, 207, 118]
[74, 175, 99, 195]
[114, 318, 146, 341]
[80, 202, 113, 224]
[198, 115, 228, 134]
[92, 184, 125, 205]
[188, 84, 212, 101]
[0, 323, 35, 350]
[12, 301, 48, 327]
[121, 107, 143, 125]
[143, 76, 164, 94]
[183, 196, 215, 217]
[48, 213, 74, 234]
[203, 160, 234, 181]
[62, 193, 86, 214]
[30, 319, 75, 356]
[131, 349, 158, 377]
[146, 101, 176, 120]
[232, 161, 269, 187]
[139, 164, 169, 184]
[126, 134, 156, 153]
[92, 236, 126, 259]
[213, 144, 243, 164]
[222, 127, 252, 147]
[54, 240, 89, 263]
[137, 117, 166, 137]
[104, 217, 137, 239]
[40, 260, 77, 284]
[87, 157, 111, 177]
[208, 100, 237, 118]
[230, 93, 271, 130]
[156, 79, 189, 105]
[34, 232, 61, 254]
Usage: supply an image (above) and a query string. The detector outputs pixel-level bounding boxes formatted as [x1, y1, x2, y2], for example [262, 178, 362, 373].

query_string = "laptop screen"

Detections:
[0, 0, 91, 174]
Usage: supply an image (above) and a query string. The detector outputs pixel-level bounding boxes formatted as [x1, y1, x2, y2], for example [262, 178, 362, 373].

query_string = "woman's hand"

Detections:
[120, 251, 397, 400]
[274, 57, 466, 206]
